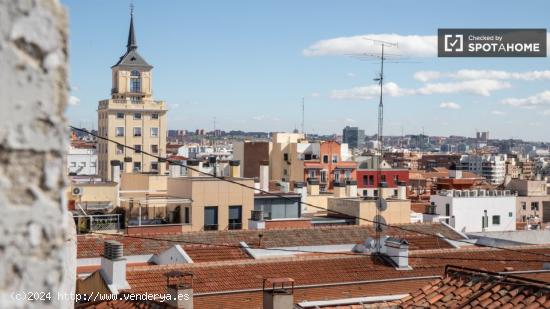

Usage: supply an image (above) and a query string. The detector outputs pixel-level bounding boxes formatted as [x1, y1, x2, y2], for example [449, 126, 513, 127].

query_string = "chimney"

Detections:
[254, 178, 261, 194]
[333, 181, 346, 198]
[165, 271, 194, 309]
[229, 160, 241, 178]
[294, 182, 307, 213]
[170, 161, 183, 177]
[110, 160, 121, 183]
[397, 181, 407, 200]
[307, 178, 319, 196]
[345, 180, 358, 197]
[384, 237, 410, 270]
[263, 278, 295, 309]
[123, 156, 133, 173]
[100, 241, 129, 293]
[422, 202, 440, 223]
[186, 159, 201, 177]
[259, 160, 269, 192]
[248, 210, 265, 230]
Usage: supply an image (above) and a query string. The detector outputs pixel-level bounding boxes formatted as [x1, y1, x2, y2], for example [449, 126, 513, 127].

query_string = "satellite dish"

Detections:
[373, 215, 387, 233]
[377, 198, 388, 211]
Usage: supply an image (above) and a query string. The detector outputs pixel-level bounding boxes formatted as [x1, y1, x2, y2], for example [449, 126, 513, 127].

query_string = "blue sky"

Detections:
[62, 0, 550, 142]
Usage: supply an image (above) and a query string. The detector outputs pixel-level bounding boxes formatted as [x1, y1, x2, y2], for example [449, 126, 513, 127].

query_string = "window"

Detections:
[323, 155, 329, 164]
[151, 113, 159, 119]
[369, 175, 374, 186]
[151, 144, 158, 153]
[115, 144, 123, 155]
[133, 162, 141, 172]
[130, 96, 140, 103]
[228, 206, 242, 230]
[373, 189, 378, 197]
[283, 153, 289, 161]
[133, 113, 141, 120]
[320, 170, 327, 183]
[308, 170, 316, 178]
[134, 145, 141, 153]
[492, 215, 500, 225]
[393, 175, 399, 183]
[204, 206, 218, 231]
[151, 161, 158, 171]
[509, 212, 513, 217]
[531, 202, 539, 211]
[115, 127, 124, 137]
[521, 202, 526, 210]
[345, 170, 351, 181]
[184, 207, 190, 224]
[130, 70, 141, 93]
[150, 127, 159, 137]
[116, 112, 124, 119]
[133, 127, 142, 137]
[334, 172, 340, 183]
[70, 162, 76, 167]
[380, 175, 387, 183]
[332, 155, 338, 163]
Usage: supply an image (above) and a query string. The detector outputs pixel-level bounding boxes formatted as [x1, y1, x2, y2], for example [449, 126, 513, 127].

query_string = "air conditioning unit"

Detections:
[72, 187, 83, 196]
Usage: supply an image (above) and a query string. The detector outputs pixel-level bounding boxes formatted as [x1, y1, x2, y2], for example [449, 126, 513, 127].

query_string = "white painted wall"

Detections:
[67, 146, 97, 175]
[430, 193, 516, 233]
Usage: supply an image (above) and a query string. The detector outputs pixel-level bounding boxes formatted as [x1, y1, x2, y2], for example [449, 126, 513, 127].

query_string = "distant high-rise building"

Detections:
[342, 126, 365, 149]
[97, 11, 167, 180]
[476, 131, 489, 141]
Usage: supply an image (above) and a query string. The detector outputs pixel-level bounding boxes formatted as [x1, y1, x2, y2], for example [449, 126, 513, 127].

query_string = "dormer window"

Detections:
[130, 70, 141, 93]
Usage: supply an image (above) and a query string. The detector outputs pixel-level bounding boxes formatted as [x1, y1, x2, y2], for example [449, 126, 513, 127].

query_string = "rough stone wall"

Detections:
[0, 0, 75, 308]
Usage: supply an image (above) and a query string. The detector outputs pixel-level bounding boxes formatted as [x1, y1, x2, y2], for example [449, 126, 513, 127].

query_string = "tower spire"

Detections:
[126, 3, 137, 51]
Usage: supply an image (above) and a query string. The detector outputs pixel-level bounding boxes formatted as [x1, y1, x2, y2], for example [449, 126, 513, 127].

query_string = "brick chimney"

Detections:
[263, 278, 294, 309]
[100, 241, 129, 293]
[166, 271, 193, 309]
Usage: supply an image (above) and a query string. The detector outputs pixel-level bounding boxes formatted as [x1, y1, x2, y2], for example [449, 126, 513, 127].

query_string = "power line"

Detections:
[70, 126, 550, 260]
[89, 231, 550, 264]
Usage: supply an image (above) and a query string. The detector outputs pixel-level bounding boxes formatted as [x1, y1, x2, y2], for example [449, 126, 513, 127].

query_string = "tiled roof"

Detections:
[76, 299, 171, 309]
[77, 223, 463, 259]
[398, 266, 550, 308]
[182, 244, 250, 263]
[78, 246, 550, 309]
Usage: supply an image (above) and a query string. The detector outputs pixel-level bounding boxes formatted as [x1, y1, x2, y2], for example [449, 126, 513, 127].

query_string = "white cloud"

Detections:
[344, 118, 357, 123]
[303, 34, 437, 57]
[501, 90, 550, 109]
[439, 102, 461, 110]
[252, 115, 280, 121]
[330, 79, 509, 100]
[346, 72, 357, 77]
[491, 110, 505, 116]
[310, 92, 320, 97]
[414, 69, 550, 82]
[68, 95, 80, 106]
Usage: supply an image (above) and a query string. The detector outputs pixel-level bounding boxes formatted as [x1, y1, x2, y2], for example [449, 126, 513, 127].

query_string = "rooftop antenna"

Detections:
[301, 97, 305, 136]
[350, 37, 398, 254]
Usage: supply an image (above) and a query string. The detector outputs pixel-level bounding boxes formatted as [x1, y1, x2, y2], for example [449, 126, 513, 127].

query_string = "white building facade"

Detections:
[459, 154, 507, 185]
[67, 145, 97, 175]
[430, 189, 516, 233]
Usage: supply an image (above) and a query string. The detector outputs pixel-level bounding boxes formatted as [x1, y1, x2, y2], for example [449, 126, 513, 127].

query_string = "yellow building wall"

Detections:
[328, 198, 411, 226]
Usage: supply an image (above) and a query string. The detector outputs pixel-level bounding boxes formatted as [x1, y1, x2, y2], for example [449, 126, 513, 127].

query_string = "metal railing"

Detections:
[74, 214, 121, 234]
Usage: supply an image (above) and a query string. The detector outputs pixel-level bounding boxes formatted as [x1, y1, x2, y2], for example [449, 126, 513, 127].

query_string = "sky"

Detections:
[62, 0, 550, 142]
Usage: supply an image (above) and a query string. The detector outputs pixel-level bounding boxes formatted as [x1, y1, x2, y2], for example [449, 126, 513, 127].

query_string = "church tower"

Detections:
[97, 9, 167, 181]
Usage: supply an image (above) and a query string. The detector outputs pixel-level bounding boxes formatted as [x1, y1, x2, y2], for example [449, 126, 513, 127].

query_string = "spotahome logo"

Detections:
[438, 29, 546, 57]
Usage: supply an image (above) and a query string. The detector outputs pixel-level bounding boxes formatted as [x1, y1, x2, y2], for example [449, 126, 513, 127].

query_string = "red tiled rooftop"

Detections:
[77, 223, 464, 259]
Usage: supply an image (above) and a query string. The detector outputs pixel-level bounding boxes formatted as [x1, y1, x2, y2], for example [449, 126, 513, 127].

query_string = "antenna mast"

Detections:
[301, 97, 305, 136]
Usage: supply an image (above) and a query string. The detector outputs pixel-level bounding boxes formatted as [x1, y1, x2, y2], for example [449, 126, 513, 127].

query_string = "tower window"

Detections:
[133, 113, 141, 120]
[116, 112, 124, 119]
[130, 70, 141, 93]
[151, 113, 159, 119]
[151, 127, 159, 137]
[133, 127, 142, 137]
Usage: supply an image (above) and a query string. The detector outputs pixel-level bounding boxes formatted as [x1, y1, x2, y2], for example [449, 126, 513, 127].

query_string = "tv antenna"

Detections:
[301, 97, 305, 136]
[350, 37, 399, 254]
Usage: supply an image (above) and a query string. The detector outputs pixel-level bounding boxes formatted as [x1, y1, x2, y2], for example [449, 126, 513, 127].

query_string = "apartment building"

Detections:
[430, 189, 516, 233]
[67, 142, 97, 176]
[233, 140, 271, 178]
[505, 178, 550, 225]
[97, 13, 167, 180]
[458, 154, 507, 185]
[356, 156, 409, 198]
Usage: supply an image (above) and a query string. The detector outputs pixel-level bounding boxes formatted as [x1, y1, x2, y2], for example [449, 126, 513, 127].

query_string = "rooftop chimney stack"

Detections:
[397, 181, 407, 200]
[263, 278, 295, 309]
[307, 178, 319, 196]
[384, 237, 411, 270]
[100, 241, 129, 294]
[186, 159, 201, 177]
[111, 160, 121, 183]
[165, 271, 194, 309]
[259, 161, 269, 192]
[345, 180, 358, 197]
[248, 210, 265, 230]
[229, 160, 241, 178]
[123, 157, 133, 173]
[333, 181, 346, 198]
[294, 182, 307, 213]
